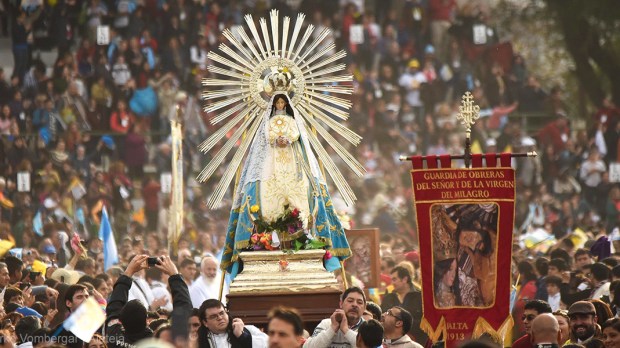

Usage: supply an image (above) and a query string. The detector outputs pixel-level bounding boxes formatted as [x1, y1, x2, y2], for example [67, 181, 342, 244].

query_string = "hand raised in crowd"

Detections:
[151, 296, 168, 310]
[46, 308, 58, 324]
[154, 255, 179, 276]
[91, 289, 105, 303]
[124, 254, 149, 277]
[231, 317, 245, 338]
[45, 287, 59, 300]
[23, 286, 36, 307]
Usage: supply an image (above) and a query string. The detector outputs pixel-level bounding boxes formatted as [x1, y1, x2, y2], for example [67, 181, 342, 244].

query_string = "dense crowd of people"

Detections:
[2, 0, 620, 347]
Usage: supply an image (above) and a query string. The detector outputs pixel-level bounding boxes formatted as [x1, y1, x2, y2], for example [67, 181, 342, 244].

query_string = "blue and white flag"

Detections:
[98, 207, 118, 271]
[33, 210, 43, 236]
[61, 297, 106, 342]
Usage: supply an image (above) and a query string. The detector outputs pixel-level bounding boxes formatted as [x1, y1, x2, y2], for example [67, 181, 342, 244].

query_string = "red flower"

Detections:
[324, 250, 332, 260]
[291, 208, 300, 218]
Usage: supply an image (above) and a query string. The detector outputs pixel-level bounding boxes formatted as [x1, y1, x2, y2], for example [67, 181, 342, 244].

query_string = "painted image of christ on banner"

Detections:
[431, 203, 498, 308]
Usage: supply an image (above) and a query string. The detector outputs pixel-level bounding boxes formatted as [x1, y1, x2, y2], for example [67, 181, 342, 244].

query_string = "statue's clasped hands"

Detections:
[276, 136, 290, 147]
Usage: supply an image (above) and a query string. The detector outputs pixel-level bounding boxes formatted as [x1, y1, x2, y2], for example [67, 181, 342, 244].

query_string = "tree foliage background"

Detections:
[492, 0, 620, 119]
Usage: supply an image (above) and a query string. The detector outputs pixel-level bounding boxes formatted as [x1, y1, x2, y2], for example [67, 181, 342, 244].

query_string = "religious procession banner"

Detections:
[410, 154, 514, 348]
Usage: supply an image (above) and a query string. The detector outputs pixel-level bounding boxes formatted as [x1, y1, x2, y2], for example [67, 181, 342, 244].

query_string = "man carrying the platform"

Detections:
[197, 299, 268, 348]
[356, 319, 383, 348]
[381, 306, 422, 348]
[380, 266, 427, 345]
[304, 287, 366, 348]
[267, 306, 305, 348]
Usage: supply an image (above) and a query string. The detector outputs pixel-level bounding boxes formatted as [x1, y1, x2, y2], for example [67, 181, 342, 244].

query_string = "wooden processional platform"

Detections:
[225, 250, 342, 331]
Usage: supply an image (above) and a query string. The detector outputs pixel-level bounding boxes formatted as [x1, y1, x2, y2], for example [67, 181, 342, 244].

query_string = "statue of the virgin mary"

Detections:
[223, 91, 351, 277]
[197, 10, 365, 279]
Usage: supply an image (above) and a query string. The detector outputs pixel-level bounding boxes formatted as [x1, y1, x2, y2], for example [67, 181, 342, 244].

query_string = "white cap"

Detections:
[521, 137, 536, 147]
[486, 138, 497, 147]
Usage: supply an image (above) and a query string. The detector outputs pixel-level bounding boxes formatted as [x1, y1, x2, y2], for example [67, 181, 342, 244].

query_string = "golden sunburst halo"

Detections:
[198, 9, 364, 209]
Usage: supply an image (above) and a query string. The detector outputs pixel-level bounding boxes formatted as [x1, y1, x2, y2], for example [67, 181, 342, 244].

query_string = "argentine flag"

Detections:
[98, 207, 118, 271]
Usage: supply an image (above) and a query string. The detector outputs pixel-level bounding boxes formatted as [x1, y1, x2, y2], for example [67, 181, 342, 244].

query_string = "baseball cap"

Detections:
[43, 244, 57, 255]
[16, 306, 43, 319]
[405, 251, 420, 264]
[568, 301, 596, 316]
[31, 260, 47, 275]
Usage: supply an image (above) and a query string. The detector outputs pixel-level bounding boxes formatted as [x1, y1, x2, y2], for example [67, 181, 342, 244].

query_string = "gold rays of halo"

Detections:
[198, 9, 365, 209]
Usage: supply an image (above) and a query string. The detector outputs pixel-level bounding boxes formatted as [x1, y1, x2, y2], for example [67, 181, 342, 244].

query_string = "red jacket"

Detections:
[512, 334, 533, 348]
[109, 110, 134, 133]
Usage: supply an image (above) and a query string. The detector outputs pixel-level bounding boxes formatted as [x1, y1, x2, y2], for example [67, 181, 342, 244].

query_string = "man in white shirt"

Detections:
[190, 255, 228, 308]
[128, 256, 167, 311]
[398, 59, 427, 129]
[145, 266, 173, 312]
[579, 147, 606, 207]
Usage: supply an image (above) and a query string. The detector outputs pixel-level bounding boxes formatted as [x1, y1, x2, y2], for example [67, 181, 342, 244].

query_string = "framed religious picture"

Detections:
[344, 228, 381, 289]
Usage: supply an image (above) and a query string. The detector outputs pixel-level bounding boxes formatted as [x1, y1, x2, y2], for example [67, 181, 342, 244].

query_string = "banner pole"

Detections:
[399, 151, 537, 162]
[340, 260, 348, 289]
[218, 272, 226, 302]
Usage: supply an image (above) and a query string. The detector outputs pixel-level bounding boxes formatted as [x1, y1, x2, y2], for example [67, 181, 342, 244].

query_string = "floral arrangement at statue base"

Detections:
[246, 204, 329, 256]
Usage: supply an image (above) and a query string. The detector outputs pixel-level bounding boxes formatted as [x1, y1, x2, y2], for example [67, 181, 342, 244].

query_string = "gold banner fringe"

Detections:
[421, 315, 513, 344]
[420, 317, 446, 343]
[472, 316, 514, 343]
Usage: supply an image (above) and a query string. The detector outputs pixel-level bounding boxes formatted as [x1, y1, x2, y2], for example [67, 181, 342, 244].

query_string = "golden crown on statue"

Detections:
[263, 68, 294, 95]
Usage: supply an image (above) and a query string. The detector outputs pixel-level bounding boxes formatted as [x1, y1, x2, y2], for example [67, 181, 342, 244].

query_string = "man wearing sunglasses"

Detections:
[381, 266, 426, 345]
[513, 299, 552, 348]
[381, 307, 422, 348]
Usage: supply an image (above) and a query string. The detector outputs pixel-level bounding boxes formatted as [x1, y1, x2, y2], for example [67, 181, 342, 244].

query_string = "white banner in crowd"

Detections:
[17, 172, 30, 192]
[349, 24, 364, 44]
[161, 173, 172, 193]
[610, 163, 620, 183]
[97, 26, 110, 45]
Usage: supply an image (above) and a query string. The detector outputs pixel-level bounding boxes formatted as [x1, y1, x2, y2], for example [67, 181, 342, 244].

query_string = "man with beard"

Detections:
[304, 287, 366, 348]
[381, 266, 427, 345]
[190, 255, 228, 308]
[568, 301, 603, 346]
[381, 307, 422, 348]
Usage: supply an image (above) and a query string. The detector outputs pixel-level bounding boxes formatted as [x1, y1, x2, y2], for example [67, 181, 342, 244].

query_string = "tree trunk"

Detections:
[545, 0, 620, 106]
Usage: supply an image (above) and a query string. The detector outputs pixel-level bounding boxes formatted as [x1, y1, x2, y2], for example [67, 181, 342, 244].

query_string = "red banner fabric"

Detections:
[412, 155, 424, 170]
[411, 167, 515, 348]
[471, 154, 483, 168]
[427, 155, 438, 169]
[485, 154, 497, 168]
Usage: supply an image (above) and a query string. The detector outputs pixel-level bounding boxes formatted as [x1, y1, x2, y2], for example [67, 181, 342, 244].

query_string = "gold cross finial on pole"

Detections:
[456, 91, 480, 168]
[456, 91, 480, 138]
